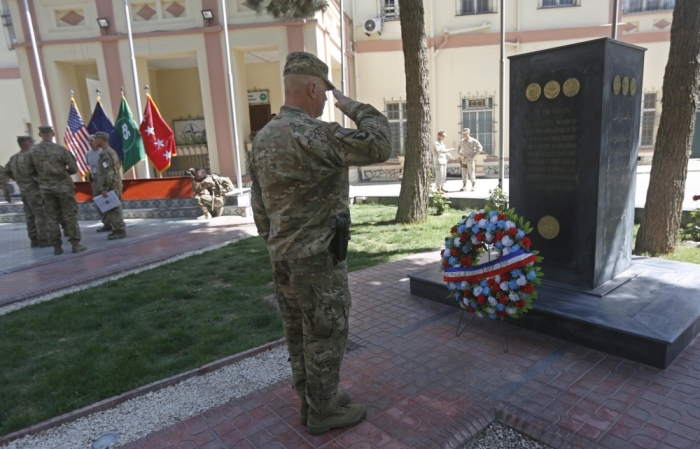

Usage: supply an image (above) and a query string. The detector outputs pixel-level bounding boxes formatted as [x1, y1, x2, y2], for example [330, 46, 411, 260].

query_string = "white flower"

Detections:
[473, 286, 483, 296]
[506, 307, 517, 315]
[505, 220, 516, 229]
[448, 282, 455, 290]
[502, 247, 511, 255]
[476, 311, 484, 318]
[471, 236, 479, 245]
[461, 281, 468, 289]
[527, 262, 534, 266]
[516, 275, 527, 286]
[490, 215, 498, 223]
[500, 281, 510, 291]
[452, 261, 460, 267]
[484, 232, 493, 242]
[501, 236, 513, 247]
[466, 218, 475, 227]
[454, 237, 461, 246]
[509, 291, 519, 301]
[494, 275, 501, 283]
[463, 298, 469, 306]
[478, 219, 487, 228]
[487, 307, 496, 314]
[479, 209, 485, 214]
[488, 296, 497, 306]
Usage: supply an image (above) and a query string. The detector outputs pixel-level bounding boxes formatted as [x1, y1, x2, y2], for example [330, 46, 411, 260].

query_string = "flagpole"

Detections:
[220, 0, 244, 194]
[124, 0, 150, 179]
[23, 0, 52, 132]
[498, 0, 505, 190]
[340, 0, 346, 128]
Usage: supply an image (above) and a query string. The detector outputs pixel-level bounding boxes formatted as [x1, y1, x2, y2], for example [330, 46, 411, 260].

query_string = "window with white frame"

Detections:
[623, 0, 674, 13]
[457, 0, 496, 16]
[383, 0, 399, 21]
[1, 0, 15, 50]
[641, 93, 657, 147]
[539, 0, 580, 8]
[385, 101, 406, 160]
[461, 98, 494, 155]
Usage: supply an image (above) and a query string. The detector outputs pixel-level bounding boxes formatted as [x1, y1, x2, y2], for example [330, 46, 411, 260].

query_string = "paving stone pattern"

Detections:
[119, 251, 700, 449]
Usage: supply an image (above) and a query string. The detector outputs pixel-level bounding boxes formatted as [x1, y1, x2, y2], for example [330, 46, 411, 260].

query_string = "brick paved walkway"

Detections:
[0, 216, 256, 307]
[119, 252, 700, 449]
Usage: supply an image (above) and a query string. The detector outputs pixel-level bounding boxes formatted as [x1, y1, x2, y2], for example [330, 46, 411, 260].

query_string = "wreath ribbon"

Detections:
[443, 249, 537, 283]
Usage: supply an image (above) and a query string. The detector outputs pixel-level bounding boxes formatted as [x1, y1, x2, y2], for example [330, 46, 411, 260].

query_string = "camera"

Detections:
[186, 168, 196, 177]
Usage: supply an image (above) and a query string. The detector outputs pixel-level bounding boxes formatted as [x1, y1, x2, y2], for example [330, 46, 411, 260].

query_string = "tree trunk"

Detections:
[635, 0, 700, 255]
[395, 0, 432, 223]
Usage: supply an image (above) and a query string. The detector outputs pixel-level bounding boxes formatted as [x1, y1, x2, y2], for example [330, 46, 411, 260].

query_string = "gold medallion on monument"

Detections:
[563, 78, 580, 97]
[622, 77, 630, 96]
[544, 81, 560, 99]
[613, 75, 621, 95]
[630, 77, 637, 96]
[526, 83, 542, 102]
[537, 215, 560, 240]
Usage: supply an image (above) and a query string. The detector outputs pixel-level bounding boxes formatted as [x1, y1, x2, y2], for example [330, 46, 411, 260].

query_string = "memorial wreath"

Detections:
[440, 208, 543, 320]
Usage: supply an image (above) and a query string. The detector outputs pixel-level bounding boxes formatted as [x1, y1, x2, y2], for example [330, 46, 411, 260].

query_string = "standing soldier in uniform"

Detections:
[5, 136, 50, 247]
[94, 131, 126, 240]
[189, 168, 234, 220]
[86, 135, 110, 232]
[457, 127, 484, 191]
[27, 125, 87, 255]
[250, 52, 392, 435]
[433, 130, 455, 193]
[0, 164, 11, 203]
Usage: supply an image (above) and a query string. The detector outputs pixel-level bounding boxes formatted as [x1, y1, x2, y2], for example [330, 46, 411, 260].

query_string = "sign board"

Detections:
[248, 91, 270, 104]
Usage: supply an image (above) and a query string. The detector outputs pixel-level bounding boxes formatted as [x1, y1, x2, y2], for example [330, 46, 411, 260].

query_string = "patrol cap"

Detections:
[95, 131, 110, 140]
[17, 135, 34, 144]
[38, 125, 54, 133]
[462, 128, 470, 133]
[438, 130, 446, 136]
[283, 51, 335, 91]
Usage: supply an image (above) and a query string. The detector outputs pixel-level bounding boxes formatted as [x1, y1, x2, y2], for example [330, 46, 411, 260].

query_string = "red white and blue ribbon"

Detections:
[443, 249, 537, 283]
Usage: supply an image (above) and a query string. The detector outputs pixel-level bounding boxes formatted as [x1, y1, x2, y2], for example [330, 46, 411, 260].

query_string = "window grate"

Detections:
[539, 0, 581, 8]
[383, 0, 399, 21]
[456, 0, 497, 16]
[461, 95, 495, 155]
[640, 92, 657, 147]
[623, 0, 674, 13]
[384, 100, 406, 160]
[1, 0, 16, 50]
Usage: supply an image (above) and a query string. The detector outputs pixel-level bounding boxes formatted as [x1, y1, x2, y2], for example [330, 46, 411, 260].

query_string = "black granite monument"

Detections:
[509, 38, 644, 290]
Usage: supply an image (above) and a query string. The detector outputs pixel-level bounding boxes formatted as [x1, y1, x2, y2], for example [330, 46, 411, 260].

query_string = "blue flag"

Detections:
[87, 100, 123, 160]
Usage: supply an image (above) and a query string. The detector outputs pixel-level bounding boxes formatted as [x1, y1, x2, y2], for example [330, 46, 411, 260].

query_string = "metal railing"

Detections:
[161, 144, 210, 177]
[622, 0, 674, 13]
[456, 0, 497, 16]
[383, 5, 399, 21]
[538, 0, 581, 8]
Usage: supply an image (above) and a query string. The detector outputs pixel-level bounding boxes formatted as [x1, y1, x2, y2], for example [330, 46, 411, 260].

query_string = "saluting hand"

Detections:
[333, 89, 353, 113]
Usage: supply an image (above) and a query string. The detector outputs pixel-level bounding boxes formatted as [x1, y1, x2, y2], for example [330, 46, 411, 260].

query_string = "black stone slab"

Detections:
[509, 38, 646, 289]
[409, 257, 700, 369]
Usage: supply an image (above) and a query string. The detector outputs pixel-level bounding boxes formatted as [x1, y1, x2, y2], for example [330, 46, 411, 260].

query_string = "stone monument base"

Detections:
[409, 257, 700, 369]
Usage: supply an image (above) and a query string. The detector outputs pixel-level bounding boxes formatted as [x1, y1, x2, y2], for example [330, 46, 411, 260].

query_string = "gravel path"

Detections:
[463, 422, 553, 449]
[2, 345, 291, 449]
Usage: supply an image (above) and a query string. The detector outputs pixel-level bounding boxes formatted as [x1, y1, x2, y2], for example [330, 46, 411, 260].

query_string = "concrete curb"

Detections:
[0, 338, 286, 446]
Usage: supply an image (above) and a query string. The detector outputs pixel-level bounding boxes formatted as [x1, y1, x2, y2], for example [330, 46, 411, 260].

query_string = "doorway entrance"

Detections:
[249, 104, 271, 134]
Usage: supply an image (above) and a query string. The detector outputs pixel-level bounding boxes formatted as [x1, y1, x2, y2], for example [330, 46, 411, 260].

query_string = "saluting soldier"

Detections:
[457, 127, 484, 191]
[250, 52, 392, 435]
[27, 125, 87, 255]
[94, 131, 126, 240]
[5, 136, 50, 247]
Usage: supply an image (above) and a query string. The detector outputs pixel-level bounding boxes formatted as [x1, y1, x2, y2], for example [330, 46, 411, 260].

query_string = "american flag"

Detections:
[64, 99, 90, 177]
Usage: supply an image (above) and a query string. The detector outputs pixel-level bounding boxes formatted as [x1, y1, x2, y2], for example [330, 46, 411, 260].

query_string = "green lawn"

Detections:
[0, 204, 463, 436]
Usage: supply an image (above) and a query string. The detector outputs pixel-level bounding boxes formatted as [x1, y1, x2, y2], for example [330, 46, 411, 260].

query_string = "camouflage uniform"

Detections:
[86, 147, 107, 225]
[0, 165, 11, 203]
[192, 174, 233, 217]
[97, 147, 125, 233]
[5, 147, 49, 244]
[27, 140, 83, 246]
[457, 135, 483, 190]
[250, 59, 392, 416]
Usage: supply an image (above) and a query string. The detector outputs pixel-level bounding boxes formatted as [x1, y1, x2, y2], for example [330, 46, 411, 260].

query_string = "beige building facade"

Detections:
[0, 0, 677, 180]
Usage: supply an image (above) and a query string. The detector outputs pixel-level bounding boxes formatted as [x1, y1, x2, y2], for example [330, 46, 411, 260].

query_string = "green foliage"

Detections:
[175, 130, 206, 146]
[246, 0, 328, 19]
[429, 174, 451, 215]
[485, 187, 509, 211]
[682, 208, 700, 242]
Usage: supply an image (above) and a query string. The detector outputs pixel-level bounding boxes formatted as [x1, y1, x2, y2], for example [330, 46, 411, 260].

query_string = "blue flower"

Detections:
[458, 225, 466, 233]
[479, 279, 488, 287]
[509, 280, 519, 290]
[511, 269, 523, 277]
[482, 287, 491, 296]
[490, 210, 498, 217]
[497, 220, 506, 228]
[472, 224, 481, 234]
[495, 242, 503, 249]
[526, 271, 537, 280]
[496, 304, 505, 311]
[449, 257, 457, 265]
[488, 314, 497, 320]
[471, 301, 478, 309]
[511, 244, 521, 252]
[455, 292, 461, 300]
[445, 240, 451, 249]
[486, 223, 496, 232]
[517, 229, 526, 239]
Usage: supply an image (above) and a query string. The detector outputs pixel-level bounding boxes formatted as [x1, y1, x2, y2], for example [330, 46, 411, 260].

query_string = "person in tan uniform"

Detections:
[457, 127, 484, 191]
[250, 52, 392, 435]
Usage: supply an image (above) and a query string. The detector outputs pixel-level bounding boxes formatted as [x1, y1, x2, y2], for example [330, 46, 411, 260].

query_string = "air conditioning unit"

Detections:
[363, 18, 382, 36]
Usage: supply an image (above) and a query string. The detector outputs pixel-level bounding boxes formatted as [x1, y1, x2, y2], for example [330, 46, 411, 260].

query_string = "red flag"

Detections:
[139, 94, 176, 173]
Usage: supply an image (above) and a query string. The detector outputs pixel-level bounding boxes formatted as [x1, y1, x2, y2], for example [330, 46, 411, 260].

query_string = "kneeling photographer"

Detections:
[187, 168, 234, 220]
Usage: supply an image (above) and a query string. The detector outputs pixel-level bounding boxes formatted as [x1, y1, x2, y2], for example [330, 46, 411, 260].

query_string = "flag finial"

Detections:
[120, 86, 125, 97]
[96, 88, 101, 100]
[70, 89, 74, 99]
[145, 85, 150, 94]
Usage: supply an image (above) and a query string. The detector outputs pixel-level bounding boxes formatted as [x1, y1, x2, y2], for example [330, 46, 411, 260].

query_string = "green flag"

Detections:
[116, 97, 146, 173]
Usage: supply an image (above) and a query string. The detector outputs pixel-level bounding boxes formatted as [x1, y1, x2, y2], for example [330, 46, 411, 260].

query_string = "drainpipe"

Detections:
[23, 0, 52, 131]
[434, 23, 492, 58]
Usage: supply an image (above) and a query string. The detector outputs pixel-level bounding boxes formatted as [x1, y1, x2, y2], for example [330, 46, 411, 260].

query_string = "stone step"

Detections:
[0, 205, 251, 223]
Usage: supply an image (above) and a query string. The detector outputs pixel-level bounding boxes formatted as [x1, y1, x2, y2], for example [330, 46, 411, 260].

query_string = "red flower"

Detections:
[463, 289, 471, 298]
[487, 278, 495, 286]
[467, 306, 475, 313]
[451, 227, 458, 234]
[498, 213, 506, 220]
[476, 233, 485, 242]
[477, 294, 486, 305]
[522, 284, 534, 294]
[516, 300, 525, 308]
[442, 260, 449, 268]
[520, 237, 531, 248]
[498, 295, 508, 304]
[473, 244, 482, 250]
[507, 228, 517, 236]
[451, 248, 458, 256]
[460, 232, 468, 241]
[440, 249, 445, 256]
[501, 272, 509, 281]
[461, 256, 472, 266]
[474, 213, 484, 221]
[694, 195, 700, 201]
[497, 310, 507, 317]
[492, 283, 501, 293]
[495, 231, 504, 240]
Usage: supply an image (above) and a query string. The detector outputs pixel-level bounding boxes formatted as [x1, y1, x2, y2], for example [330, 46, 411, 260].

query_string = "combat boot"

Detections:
[212, 206, 224, 217]
[471, 181, 476, 191]
[38, 241, 52, 248]
[96, 224, 112, 233]
[301, 390, 350, 426]
[54, 245, 63, 256]
[31, 239, 39, 248]
[107, 230, 127, 240]
[197, 208, 212, 220]
[71, 243, 87, 253]
[307, 403, 366, 435]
